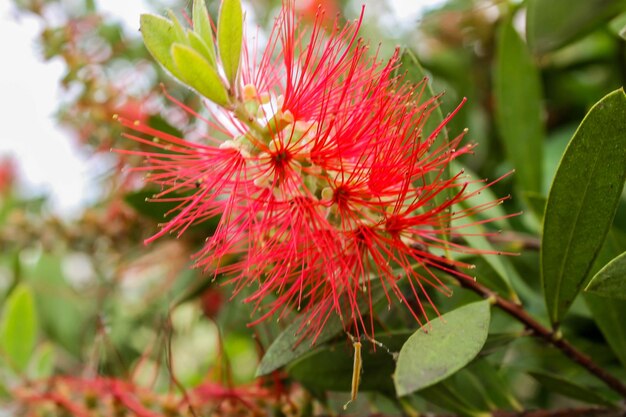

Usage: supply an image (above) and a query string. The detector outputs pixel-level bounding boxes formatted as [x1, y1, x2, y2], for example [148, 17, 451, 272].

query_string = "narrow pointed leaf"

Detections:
[166, 10, 187, 43]
[217, 0, 243, 86]
[171, 43, 229, 106]
[526, 0, 624, 54]
[193, 0, 217, 66]
[188, 30, 216, 68]
[585, 251, 626, 298]
[0, 285, 38, 372]
[419, 382, 488, 417]
[30, 343, 55, 379]
[529, 371, 615, 406]
[541, 88, 626, 326]
[257, 280, 386, 376]
[393, 300, 490, 396]
[255, 314, 344, 377]
[585, 293, 626, 369]
[399, 50, 451, 228]
[140, 14, 179, 76]
[495, 18, 544, 194]
[286, 332, 410, 394]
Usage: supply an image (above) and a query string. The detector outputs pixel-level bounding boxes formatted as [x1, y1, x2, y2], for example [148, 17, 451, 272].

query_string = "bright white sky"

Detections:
[0, 0, 443, 215]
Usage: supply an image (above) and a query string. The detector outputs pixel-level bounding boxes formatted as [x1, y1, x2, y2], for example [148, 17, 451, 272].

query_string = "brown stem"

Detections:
[454, 273, 626, 399]
[318, 408, 625, 417]
[492, 407, 626, 417]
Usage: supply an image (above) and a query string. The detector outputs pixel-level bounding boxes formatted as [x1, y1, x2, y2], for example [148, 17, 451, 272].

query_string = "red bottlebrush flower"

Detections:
[118, 1, 512, 341]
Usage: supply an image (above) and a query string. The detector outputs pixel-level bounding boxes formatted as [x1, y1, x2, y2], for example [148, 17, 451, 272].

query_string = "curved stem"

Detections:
[449, 269, 626, 399]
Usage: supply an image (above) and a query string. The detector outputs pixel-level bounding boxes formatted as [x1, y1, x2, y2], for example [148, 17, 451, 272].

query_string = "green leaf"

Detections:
[393, 300, 491, 396]
[192, 0, 217, 67]
[529, 371, 616, 406]
[468, 361, 522, 411]
[526, 0, 625, 54]
[217, 0, 243, 87]
[585, 293, 626, 369]
[287, 332, 410, 394]
[0, 285, 38, 372]
[124, 188, 184, 221]
[585, 251, 626, 298]
[171, 43, 229, 106]
[494, 18, 544, 194]
[166, 10, 187, 43]
[140, 14, 179, 77]
[257, 279, 388, 376]
[29, 342, 55, 379]
[255, 313, 344, 377]
[541, 88, 626, 326]
[399, 50, 451, 228]
[523, 191, 547, 220]
[452, 162, 518, 300]
[187, 30, 217, 68]
[419, 382, 489, 417]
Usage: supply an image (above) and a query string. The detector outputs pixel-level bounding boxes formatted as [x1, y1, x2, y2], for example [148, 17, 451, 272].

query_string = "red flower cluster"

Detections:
[118, 2, 509, 340]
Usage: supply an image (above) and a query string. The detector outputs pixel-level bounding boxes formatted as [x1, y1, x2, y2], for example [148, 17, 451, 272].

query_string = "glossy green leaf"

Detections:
[393, 300, 491, 396]
[140, 14, 179, 76]
[541, 88, 626, 326]
[527, 0, 624, 54]
[255, 314, 344, 377]
[529, 371, 615, 406]
[217, 0, 243, 87]
[585, 251, 626, 298]
[0, 285, 38, 372]
[495, 18, 544, 194]
[171, 43, 229, 106]
[192, 0, 217, 66]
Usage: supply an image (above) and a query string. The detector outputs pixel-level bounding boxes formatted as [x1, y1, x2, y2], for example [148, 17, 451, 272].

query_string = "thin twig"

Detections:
[442, 265, 626, 399]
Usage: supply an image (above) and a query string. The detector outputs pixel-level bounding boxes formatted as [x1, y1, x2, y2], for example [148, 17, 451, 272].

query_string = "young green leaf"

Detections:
[193, 0, 217, 66]
[495, 18, 544, 194]
[0, 284, 38, 372]
[585, 251, 626, 299]
[166, 10, 187, 43]
[140, 14, 179, 76]
[187, 30, 217, 68]
[171, 43, 229, 106]
[393, 300, 491, 396]
[541, 88, 626, 326]
[217, 0, 243, 87]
